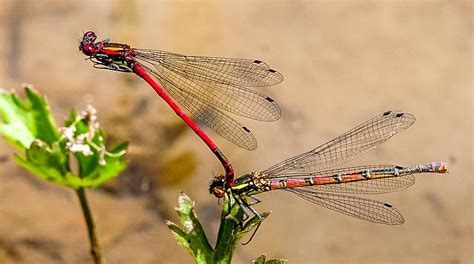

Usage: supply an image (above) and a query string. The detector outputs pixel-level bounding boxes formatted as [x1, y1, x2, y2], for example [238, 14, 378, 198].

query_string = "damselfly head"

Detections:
[82, 31, 97, 45]
[209, 175, 226, 198]
[79, 31, 97, 55]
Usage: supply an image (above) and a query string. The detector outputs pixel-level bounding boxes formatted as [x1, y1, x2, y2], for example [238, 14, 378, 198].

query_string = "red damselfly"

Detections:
[79, 31, 283, 187]
[210, 111, 448, 225]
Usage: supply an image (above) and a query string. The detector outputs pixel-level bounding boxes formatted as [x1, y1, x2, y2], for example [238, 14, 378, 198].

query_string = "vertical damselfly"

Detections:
[79, 31, 283, 187]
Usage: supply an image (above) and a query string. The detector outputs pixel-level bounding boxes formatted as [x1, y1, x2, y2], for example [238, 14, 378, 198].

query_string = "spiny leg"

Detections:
[224, 193, 250, 225]
[247, 194, 262, 206]
[241, 196, 263, 220]
[241, 222, 262, 245]
[222, 193, 266, 245]
[240, 196, 264, 245]
[240, 194, 269, 244]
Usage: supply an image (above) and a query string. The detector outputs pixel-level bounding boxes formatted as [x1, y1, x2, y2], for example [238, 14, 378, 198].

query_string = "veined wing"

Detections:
[135, 49, 284, 87]
[286, 189, 405, 225]
[270, 165, 416, 194]
[136, 50, 281, 121]
[140, 64, 257, 150]
[263, 111, 416, 176]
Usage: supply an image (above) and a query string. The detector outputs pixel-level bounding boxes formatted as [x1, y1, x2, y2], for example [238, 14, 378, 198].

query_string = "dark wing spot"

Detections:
[268, 69, 277, 73]
[395, 113, 404, 118]
[253, 60, 262, 64]
[266, 97, 274, 102]
[243, 126, 251, 132]
[384, 203, 393, 208]
[383, 111, 392, 116]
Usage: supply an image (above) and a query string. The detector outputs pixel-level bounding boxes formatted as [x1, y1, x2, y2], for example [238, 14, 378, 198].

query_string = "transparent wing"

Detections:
[135, 49, 282, 121]
[140, 64, 257, 150]
[286, 189, 405, 225]
[135, 49, 284, 87]
[263, 111, 416, 175]
[271, 165, 416, 194]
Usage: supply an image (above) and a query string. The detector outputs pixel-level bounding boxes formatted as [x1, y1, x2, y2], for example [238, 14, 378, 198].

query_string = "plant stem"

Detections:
[213, 194, 243, 263]
[168, 193, 269, 263]
[76, 187, 103, 264]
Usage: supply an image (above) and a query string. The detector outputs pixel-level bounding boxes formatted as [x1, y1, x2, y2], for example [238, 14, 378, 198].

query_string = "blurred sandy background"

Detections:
[0, 0, 472, 263]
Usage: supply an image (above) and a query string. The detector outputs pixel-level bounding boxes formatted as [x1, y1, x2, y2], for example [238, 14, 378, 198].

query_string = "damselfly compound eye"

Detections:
[82, 31, 97, 44]
[212, 187, 226, 198]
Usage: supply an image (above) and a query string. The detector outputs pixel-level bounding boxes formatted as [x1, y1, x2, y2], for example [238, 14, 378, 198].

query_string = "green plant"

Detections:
[0, 85, 128, 263]
[253, 254, 287, 264]
[167, 192, 285, 263]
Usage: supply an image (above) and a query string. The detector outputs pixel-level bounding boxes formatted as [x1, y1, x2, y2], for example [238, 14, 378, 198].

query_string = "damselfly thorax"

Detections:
[80, 32, 135, 72]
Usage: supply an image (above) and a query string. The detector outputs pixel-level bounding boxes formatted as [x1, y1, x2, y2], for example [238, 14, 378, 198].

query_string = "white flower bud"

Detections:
[69, 143, 93, 156]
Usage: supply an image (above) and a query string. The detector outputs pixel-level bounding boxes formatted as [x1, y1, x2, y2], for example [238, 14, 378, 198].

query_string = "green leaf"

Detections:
[26, 141, 69, 175]
[167, 192, 213, 264]
[166, 221, 190, 249]
[265, 259, 287, 264]
[0, 86, 127, 189]
[253, 254, 287, 264]
[78, 142, 128, 188]
[14, 140, 75, 187]
[23, 87, 60, 144]
[0, 87, 59, 151]
[15, 153, 65, 185]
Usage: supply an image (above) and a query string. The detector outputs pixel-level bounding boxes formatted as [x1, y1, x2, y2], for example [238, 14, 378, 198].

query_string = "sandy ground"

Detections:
[0, 0, 472, 263]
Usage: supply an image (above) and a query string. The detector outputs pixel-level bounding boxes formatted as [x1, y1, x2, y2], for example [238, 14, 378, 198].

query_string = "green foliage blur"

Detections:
[0, 85, 127, 188]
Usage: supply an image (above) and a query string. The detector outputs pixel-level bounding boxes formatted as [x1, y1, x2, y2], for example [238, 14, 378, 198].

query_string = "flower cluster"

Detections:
[58, 105, 116, 166]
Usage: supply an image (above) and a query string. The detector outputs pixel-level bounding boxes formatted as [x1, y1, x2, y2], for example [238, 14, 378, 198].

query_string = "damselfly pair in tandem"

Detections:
[79, 32, 448, 228]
